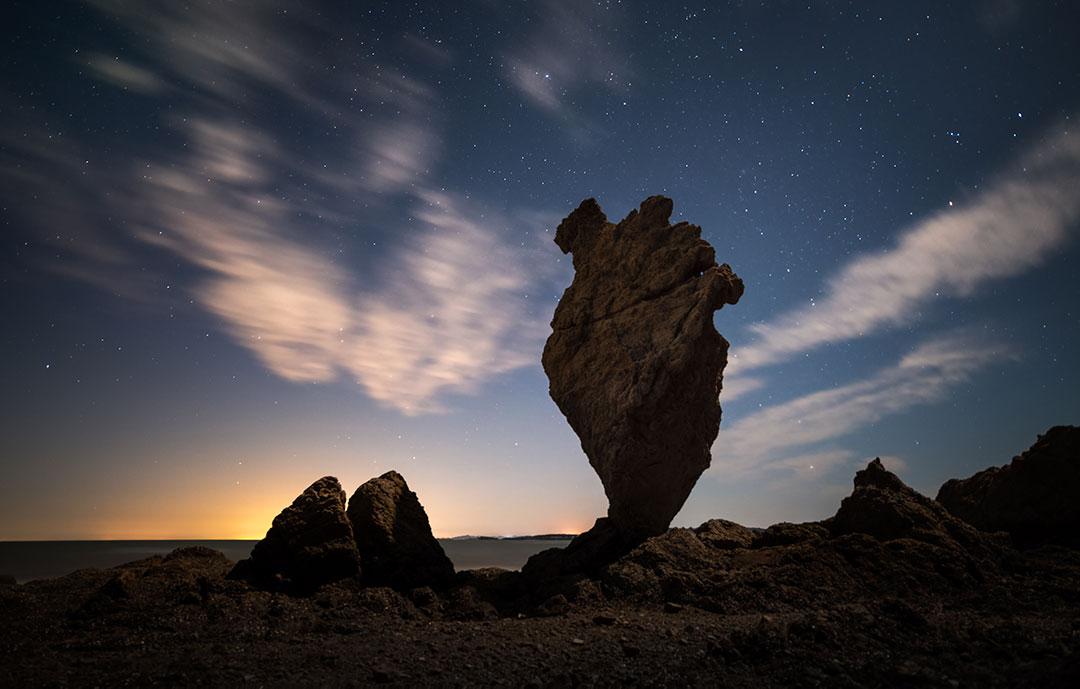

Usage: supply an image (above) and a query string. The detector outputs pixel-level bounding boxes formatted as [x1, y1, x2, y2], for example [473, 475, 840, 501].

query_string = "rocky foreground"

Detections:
[2, 429, 1079, 688]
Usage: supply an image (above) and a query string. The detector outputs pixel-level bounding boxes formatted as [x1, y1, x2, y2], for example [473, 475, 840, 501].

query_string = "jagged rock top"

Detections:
[551, 196, 743, 330]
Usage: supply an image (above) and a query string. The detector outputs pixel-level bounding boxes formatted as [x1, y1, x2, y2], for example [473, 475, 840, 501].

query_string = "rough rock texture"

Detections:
[543, 196, 744, 538]
[937, 425, 1080, 545]
[228, 476, 360, 593]
[346, 470, 455, 590]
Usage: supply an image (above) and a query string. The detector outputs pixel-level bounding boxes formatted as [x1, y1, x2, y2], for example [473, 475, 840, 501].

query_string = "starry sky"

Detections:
[2, 0, 1079, 540]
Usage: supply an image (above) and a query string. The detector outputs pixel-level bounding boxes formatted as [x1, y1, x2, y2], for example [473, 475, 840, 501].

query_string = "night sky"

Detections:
[2, 1, 1079, 539]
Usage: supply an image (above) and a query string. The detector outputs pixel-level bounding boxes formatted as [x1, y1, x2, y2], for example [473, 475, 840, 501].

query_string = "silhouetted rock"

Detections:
[346, 470, 454, 590]
[937, 425, 1080, 545]
[543, 196, 743, 538]
[228, 476, 360, 592]
[832, 458, 993, 556]
[522, 518, 641, 581]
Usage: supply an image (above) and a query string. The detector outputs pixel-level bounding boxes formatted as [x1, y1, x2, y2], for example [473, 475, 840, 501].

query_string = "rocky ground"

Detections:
[2, 446, 1079, 688]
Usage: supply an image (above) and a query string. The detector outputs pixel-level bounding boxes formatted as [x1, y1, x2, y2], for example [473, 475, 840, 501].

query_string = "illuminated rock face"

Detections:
[543, 196, 744, 538]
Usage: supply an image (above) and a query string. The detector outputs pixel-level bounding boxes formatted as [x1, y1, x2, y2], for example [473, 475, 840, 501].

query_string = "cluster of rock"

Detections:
[542, 196, 742, 545]
[229, 471, 453, 593]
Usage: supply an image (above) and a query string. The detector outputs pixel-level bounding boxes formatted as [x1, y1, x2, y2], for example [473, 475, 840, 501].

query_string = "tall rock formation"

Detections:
[228, 476, 361, 592]
[937, 425, 1080, 545]
[346, 471, 455, 590]
[543, 196, 743, 538]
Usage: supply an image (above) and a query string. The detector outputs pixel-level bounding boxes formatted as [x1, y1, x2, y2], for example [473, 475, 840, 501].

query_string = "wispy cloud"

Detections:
[1, 2, 568, 415]
[731, 124, 1080, 373]
[84, 53, 164, 93]
[130, 118, 562, 414]
[504, 0, 631, 119]
[713, 333, 1010, 480]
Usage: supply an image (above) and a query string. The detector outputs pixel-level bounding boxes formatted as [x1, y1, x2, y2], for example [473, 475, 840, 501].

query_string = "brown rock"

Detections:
[543, 196, 743, 538]
[346, 470, 455, 590]
[936, 426, 1080, 545]
[228, 476, 360, 592]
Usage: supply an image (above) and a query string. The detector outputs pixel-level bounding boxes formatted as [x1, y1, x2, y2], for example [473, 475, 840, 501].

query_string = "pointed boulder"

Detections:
[228, 476, 360, 592]
[347, 471, 454, 590]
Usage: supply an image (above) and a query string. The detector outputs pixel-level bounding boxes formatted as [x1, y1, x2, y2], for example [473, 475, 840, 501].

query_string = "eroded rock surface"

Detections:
[228, 476, 361, 592]
[347, 470, 455, 590]
[937, 425, 1080, 545]
[543, 196, 743, 538]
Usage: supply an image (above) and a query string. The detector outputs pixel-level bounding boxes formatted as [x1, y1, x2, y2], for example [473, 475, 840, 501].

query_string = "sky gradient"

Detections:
[2, 0, 1079, 539]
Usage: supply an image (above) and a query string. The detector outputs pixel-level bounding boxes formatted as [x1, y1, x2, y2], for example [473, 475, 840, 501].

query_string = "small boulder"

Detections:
[346, 471, 454, 590]
[936, 425, 1080, 545]
[228, 476, 361, 593]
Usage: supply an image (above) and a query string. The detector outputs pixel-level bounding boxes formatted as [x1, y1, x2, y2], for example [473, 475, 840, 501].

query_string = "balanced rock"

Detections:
[346, 471, 455, 590]
[543, 196, 744, 537]
[228, 476, 361, 592]
[937, 425, 1080, 545]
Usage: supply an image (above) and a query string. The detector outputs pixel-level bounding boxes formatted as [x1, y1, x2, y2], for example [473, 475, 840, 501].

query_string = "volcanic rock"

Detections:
[543, 196, 743, 538]
[228, 476, 361, 592]
[346, 470, 455, 590]
[937, 425, 1080, 545]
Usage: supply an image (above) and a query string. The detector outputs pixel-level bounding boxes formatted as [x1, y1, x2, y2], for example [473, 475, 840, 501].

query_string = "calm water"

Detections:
[0, 539, 571, 583]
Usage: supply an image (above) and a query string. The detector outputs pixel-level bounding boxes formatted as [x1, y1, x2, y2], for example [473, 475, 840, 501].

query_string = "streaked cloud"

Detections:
[731, 124, 1080, 374]
[127, 117, 562, 413]
[84, 53, 164, 93]
[713, 333, 1010, 480]
[504, 0, 631, 117]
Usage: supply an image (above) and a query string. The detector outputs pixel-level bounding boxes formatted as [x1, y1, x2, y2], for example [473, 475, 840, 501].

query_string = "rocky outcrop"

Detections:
[937, 426, 1080, 545]
[543, 196, 743, 538]
[832, 458, 991, 555]
[347, 471, 455, 590]
[228, 476, 360, 592]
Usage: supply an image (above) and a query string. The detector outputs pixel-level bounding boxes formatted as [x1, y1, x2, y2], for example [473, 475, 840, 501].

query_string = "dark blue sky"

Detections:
[2, 0, 1078, 538]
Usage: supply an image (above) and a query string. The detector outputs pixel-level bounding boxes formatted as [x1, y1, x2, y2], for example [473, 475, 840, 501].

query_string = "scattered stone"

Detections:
[937, 426, 1080, 545]
[593, 613, 619, 626]
[571, 637, 585, 645]
[347, 470, 455, 591]
[228, 476, 361, 593]
[543, 196, 743, 538]
[622, 643, 641, 658]
[663, 601, 685, 614]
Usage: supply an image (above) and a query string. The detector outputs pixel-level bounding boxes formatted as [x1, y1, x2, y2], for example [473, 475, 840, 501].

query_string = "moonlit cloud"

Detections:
[504, 0, 631, 117]
[713, 333, 1010, 480]
[129, 118, 561, 413]
[347, 191, 562, 413]
[731, 124, 1080, 373]
[84, 53, 164, 93]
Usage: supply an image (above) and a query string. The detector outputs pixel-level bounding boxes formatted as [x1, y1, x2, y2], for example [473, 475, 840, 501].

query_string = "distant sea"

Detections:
[0, 538, 572, 584]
